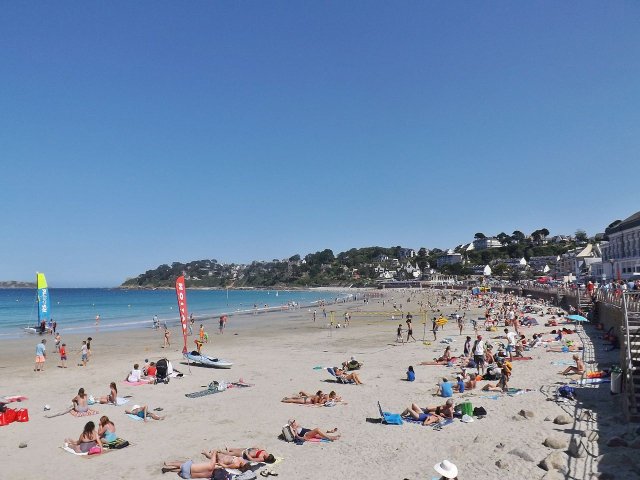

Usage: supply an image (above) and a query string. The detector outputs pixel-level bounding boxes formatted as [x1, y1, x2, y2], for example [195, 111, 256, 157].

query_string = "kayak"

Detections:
[184, 351, 233, 369]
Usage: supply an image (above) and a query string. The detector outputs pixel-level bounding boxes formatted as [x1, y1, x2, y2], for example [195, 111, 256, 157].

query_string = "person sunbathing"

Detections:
[162, 458, 228, 478]
[562, 355, 586, 375]
[400, 403, 442, 425]
[64, 420, 102, 453]
[98, 415, 117, 443]
[218, 447, 276, 463]
[287, 419, 340, 441]
[481, 382, 505, 392]
[125, 404, 165, 422]
[281, 390, 325, 404]
[420, 346, 456, 365]
[424, 398, 455, 419]
[547, 344, 583, 352]
[333, 367, 363, 385]
[99, 382, 118, 404]
[201, 450, 250, 470]
[71, 388, 89, 413]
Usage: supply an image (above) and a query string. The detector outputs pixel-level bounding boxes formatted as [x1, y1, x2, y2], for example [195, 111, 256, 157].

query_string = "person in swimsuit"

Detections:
[424, 398, 455, 419]
[218, 447, 276, 463]
[98, 416, 117, 443]
[65, 421, 101, 453]
[400, 404, 442, 425]
[72, 388, 89, 413]
[333, 367, 364, 385]
[99, 382, 118, 404]
[125, 405, 165, 422]
[281, 390, 325, 404]
[162, 451, 250, 478]
[287, 419, 340, 441]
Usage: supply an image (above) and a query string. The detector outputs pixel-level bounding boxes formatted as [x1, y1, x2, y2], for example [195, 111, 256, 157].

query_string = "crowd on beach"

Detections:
[24, 286, 608, 480]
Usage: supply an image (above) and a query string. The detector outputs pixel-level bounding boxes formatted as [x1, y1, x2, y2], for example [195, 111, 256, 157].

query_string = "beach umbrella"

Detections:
[566, 314, 588, 323]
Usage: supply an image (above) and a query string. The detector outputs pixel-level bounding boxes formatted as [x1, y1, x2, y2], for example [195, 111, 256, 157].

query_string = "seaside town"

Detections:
[1, 210, 639, 480]
[2, 4, 637, 480]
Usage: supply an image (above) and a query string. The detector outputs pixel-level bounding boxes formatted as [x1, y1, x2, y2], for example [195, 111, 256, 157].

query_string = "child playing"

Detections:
[406, 366, 415, 382]
[79, 340, 88, 367]
[59, 343, 67, 368]
[396, 324, 404, 343]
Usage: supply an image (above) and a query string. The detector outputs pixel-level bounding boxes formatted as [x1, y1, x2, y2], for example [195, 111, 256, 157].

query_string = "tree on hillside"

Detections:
[511, 231, 526, 243]
[474, 232, 486, 239]
[497, 232, 510, 245]
[575, 230, 588, 243]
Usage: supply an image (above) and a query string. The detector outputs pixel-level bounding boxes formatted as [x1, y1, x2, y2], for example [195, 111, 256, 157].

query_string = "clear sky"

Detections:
[1, 2, 638, 287]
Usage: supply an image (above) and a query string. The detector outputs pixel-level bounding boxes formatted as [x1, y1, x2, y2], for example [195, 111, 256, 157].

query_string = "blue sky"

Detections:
[1, 2, 638, 287]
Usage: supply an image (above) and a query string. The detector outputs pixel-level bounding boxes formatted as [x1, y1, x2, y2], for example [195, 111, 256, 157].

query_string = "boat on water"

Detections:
[184, 351, 233, 369]
[24, 273, 51, 335]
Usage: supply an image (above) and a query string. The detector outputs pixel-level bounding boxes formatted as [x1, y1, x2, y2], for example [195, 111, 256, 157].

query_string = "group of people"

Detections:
[34, 336, 93, 371]
[162, 447, 276, 478]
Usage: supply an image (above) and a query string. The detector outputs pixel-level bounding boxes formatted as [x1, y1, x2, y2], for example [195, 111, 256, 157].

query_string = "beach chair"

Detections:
[326, 367, 355, 384]
[377, 401, 403, 425]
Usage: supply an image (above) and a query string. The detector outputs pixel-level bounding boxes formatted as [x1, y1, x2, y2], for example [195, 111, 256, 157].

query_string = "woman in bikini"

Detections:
[420, 346, 456, 366]
[71, 388, 89, 413]
[400, 404, 442, 425]
[281, 390, 325, 404]
[333, 367, 364, 385]
[65, 421, 102, 453]
[98, 416, 117, 443]
[218, 447, 276, 463]
[287, 419, 340, 441]
[99, 382, 118, 404]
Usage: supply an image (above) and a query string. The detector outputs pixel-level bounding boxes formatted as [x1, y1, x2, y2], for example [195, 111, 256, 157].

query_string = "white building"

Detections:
[472, 237, 502, 250]
[436, 250, 463, 267]
[597, 211, 640, 281]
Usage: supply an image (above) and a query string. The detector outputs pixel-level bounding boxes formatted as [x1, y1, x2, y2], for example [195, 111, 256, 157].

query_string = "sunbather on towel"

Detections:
[201, 450, 250, 470]
[161, 460, 227, 479]
[282, 390, 325, 404]
[71, 388, 90, 413]
[420, 346, 455, 365]
[424, 398, 455, 419]
[125, 404, 165, 422]
[64, 420, 102, 453]
[287, 419, 340, 441]
[333, 367, 363, 385]
[401, 404, 442, 425]
[561, 355, 586, 375]
[99, 382, 118, 405]
[218, 447, 276, 463]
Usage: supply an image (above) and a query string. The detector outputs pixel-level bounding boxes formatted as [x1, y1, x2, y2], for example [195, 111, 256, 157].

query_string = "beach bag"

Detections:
[558, 386, 576, 399]
[3, 408, 17, 424]
[460, 401, 473, 416]
[282, 424, 295, 442]
[15, 408, 29, 422]
[473, 407, 487, 417]
[88, 445, 102, 455]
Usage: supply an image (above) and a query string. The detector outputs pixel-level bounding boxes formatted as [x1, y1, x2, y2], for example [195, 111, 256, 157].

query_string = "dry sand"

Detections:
[0, 289, 631, 479]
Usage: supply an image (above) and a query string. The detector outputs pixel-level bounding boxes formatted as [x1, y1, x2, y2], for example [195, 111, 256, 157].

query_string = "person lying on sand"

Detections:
[333, 367, 364, 385]
[401, 403, 443, 425]
[218, 447, 276, 463]
[424, 398, 455, 419]
[561, 355, 586, 375]
[547, 344, 583, 352]
[162, 458, 215, 478]
[64, 420, 102, 453]
[281, 390, 325, 404]
[125, 405, 165, 422]
[287, 419, 340, 441]
[201, 450, 249, 470]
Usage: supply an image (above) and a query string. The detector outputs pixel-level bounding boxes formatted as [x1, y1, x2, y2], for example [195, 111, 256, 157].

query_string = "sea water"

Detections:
[0, 288, 350, 338]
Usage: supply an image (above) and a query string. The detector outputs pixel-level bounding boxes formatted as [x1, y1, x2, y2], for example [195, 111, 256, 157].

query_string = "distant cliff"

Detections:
[0, 281, 36, 288]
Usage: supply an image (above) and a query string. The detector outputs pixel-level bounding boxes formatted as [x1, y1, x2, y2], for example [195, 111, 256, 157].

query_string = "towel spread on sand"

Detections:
[126, 413, 144, 421]
[61, 445, 88, 456]
[70, 409, 99, 417]
[123, 380, 151, 386]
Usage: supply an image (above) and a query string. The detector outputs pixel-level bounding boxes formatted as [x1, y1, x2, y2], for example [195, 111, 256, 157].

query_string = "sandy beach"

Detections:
[0, 288, 631, 480]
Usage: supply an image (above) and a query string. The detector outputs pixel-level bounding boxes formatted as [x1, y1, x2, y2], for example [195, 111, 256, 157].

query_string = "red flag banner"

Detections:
[175, 276, 189, 354]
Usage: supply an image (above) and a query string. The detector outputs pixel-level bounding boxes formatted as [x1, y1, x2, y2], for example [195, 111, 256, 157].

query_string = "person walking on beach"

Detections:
[199, 324, 205, 342]
[188, 316, 194, 336]
[163, 327, 171, 348]
[473, 335, 486, 376]
[59, 342, 67, 368]
[457, 315, 464, 335]
[79, 340, 88, 367]
[52, 319, 57, 334]
[313, 310, 316, 322]
[35, 339, 46, 372]
[219, 316, 226, 334]
[406, 318, 416, 342]
[54, 333, 61, 353]
[432, 317, 438, 341]
[95, 314, 100, 326]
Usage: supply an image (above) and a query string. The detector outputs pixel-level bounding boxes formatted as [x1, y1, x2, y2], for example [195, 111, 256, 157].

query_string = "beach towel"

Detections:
[572, 378, 611, 385]
[507, 388, 535, 396]
[70, 409, 99, 417]
[123, 380, 151, 386]
[61, 445, 88, 456]
[126, 413, 144, 421]
[510, 357, 533, 361]
[551, 361, 575, 366]
[377, 401, 403, 425]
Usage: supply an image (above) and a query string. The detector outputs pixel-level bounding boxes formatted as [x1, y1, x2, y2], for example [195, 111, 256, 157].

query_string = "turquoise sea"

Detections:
[0, 288, 351, 339]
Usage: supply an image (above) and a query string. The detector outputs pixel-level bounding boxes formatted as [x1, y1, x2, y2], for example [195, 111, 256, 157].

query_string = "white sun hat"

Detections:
[461, 414, 474, 423]
[433, 459, 458, 478]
